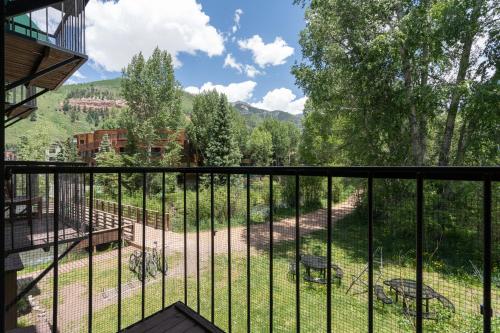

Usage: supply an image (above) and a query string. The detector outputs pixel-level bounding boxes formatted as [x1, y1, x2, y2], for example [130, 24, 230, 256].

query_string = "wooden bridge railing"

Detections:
[91, 198, 171, 231]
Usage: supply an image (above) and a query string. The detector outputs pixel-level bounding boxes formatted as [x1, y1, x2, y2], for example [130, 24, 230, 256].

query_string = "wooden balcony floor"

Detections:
[4, 216, 82, 253]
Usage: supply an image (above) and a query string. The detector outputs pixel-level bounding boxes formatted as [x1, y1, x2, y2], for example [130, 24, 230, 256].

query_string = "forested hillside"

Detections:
[6, 78, 299, 148]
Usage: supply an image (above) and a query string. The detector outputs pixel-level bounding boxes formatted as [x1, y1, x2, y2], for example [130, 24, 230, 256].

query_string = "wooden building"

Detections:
[74, 128, 199, 166]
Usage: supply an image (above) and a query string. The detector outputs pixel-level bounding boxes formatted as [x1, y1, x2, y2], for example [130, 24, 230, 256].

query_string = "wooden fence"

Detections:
[92, 198, 171, 231]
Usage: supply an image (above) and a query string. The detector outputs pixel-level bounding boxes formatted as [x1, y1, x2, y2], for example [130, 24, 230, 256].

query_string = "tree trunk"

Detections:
[454, 118, 468, 165]
[438, 0, 483, 166]
[400, 44, 424, 165]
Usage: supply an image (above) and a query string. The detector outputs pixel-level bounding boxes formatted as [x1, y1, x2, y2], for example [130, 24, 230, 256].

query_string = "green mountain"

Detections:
[232, 101, 302, 127]
[6, 78, 300, 147]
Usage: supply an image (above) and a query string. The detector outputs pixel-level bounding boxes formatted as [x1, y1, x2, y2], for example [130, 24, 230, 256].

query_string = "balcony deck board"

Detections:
[5, 31, 87, 90]
[123, 301, 224, 333]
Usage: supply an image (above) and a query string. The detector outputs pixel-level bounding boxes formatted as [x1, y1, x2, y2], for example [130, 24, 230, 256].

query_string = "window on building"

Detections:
[151, 147, 162, 157]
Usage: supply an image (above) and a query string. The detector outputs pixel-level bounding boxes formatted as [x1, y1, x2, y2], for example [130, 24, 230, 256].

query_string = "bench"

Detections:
[374, 285, 393, 305]
[436, 294, 455, 313]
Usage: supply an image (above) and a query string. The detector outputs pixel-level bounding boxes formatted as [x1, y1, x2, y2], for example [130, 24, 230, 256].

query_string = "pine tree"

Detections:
[99, 134, 112, 153]
[205, 94, 241, 167]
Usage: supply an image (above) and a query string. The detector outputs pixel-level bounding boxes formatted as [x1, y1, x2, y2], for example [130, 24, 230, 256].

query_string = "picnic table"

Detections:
[383, 278, 437, 314]
[300, 255, 343, 285]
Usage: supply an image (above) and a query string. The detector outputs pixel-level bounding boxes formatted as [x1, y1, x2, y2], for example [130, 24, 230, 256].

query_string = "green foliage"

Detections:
[94, 148, 122, 196]
[16, 125, 51, 160]
[247, 127, 273, 166]
[121, 48, 182, 164]
[187, 90, 220, 161]
[260, 118, 300, 166]
[293, 0, 498, 166]
[299, 105, 344, 165]
[61, 139, 79, 162]
[205, 94, 242, 167]
[98, 134, 112, 153]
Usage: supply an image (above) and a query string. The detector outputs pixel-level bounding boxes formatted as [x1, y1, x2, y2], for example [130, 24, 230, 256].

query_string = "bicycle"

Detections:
[128, 242, 168, 281]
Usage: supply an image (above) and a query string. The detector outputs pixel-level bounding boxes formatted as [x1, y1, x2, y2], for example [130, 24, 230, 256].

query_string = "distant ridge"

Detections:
[6, 78, 301, 146]
[232, 101, 302, 126]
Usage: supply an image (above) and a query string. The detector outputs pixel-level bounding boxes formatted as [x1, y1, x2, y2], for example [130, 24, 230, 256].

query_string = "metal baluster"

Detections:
[327, 176, 332, 332]
[46, 8, 48, 40]
[227, 174, 232, 333]
[246, 174, 251, 332]
[269, 175, 273, 333]
[10, 177, 14, 249]
[28, 173, 33, 245]
[117, 173, 122, 331]
[74, 0, 77, 52]
[183, 173, 187, 304]
[295, 174, 300, 333]
[53, 173, 59, 333]
[0, 5, 5, 328]
[88, 173, 94, 333]
[196, 173, 200, 313]
[483, 176, 491, 333]
[416, 175, 423, 333]
[45, 173, 49, 241]
[61, 2, 64, 48]
[368, 175, 373, 333]
[162, 172, 166, 309]
[82, 1, 87, 53]
[141, 173, 146, 320]
[210, 173, 215, 323]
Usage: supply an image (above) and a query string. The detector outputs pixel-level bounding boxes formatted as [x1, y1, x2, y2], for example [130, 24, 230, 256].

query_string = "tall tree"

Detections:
[98, 134, 112, 153]
[293, 0, 497, 166]
[188, 90, 220, 162]
[121, 47, 182, 165]
[205, 94, 241, 166]
[247, 127, 273, 166]
[17, 126, 51, 161]
[260, 119, 300, 166]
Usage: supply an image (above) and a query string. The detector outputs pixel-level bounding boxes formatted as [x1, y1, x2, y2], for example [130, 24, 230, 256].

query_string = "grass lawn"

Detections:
[86, 217, 494, 333]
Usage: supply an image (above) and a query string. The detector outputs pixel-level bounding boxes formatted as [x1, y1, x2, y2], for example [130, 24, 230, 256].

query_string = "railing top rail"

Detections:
[4, 165, 499, 181]
[5, 161, 86, 166]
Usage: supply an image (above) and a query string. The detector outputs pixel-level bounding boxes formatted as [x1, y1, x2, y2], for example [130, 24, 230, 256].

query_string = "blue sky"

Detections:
[72, 0, 307, 114]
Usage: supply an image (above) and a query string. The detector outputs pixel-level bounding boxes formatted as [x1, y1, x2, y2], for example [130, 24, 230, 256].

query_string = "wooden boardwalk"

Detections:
[5, 205, 135, 253]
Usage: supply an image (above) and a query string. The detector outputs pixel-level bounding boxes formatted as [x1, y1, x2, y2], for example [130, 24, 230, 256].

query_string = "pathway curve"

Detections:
[134, 195, 358, 263]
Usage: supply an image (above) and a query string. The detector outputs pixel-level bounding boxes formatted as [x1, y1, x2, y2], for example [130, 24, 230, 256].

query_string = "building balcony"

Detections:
[2, 163, 498, 332]
[4, 0, 88, 95]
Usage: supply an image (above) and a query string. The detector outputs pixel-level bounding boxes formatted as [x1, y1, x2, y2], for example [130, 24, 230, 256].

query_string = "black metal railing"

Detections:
[2, 165, 498, 333]
[6, 0, 86, 54]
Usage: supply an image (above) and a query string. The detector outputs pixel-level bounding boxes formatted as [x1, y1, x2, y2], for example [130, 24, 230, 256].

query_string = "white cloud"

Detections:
[224, 54, 243, 73]
[232, 9, 243, 34]
[252, 88, 308, 115]
[223, 54, 263, 78]
[184, 86, 201, 95]
[85, 0, 225, 72]
[238, 35, 294, 68]
[243, 65, 262, 78]
[184, 81, 257, 102]
[72, 70, 86, 79]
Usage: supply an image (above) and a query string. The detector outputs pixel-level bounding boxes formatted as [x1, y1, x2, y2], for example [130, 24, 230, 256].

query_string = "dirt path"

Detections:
[22, 195, 358, 330]
[133, 195, 358, 263]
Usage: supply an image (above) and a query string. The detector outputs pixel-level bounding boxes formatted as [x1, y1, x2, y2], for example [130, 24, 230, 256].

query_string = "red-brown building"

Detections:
[74, 129, 198, 166]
